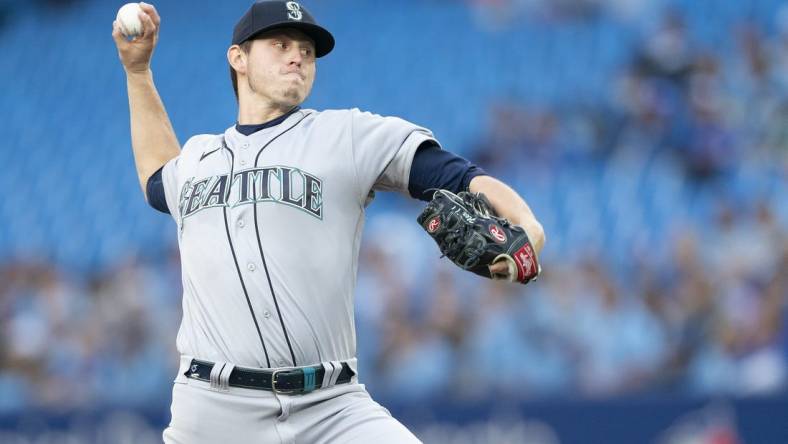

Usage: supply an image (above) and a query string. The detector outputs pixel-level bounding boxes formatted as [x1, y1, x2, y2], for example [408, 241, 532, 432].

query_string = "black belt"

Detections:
[184, 359, 355, 394]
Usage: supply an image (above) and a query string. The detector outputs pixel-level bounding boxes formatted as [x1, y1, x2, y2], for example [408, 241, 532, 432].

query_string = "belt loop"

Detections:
[328, 361, 342, 387]
[320, 362, 335, 389]
[321, 361, 342, 389]
[219, 363, 235, 391]
[210, 361, 227, 390]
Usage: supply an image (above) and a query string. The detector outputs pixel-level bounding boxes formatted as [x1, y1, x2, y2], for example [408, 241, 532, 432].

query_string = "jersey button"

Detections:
[263, 310, 271, 319]
[237, 220, 245, 228]
[278, 359, 286, 366]
[239, 159, 247, 166]
[247, 263, 256, 271]
[242, 143, 249, 149]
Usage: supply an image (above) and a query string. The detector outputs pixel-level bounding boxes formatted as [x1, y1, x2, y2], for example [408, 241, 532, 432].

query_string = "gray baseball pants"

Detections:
[162, 356, 421, 444]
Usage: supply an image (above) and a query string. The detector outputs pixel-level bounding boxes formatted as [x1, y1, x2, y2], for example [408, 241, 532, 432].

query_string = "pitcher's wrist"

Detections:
[125, 68, 153, 80]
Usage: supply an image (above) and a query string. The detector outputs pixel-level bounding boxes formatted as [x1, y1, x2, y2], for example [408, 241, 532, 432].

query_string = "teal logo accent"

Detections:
[302, 367, 316, 393]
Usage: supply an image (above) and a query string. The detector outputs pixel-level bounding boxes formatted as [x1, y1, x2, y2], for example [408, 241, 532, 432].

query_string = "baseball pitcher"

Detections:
[111, 1, 545, 442]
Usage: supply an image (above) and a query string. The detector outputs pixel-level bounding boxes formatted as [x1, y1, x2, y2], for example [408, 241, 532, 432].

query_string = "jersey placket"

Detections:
[226, 136, 292, 368]
[247, 114, 312, 369]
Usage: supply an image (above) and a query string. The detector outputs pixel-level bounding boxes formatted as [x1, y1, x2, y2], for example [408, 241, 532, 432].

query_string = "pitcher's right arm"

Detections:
[111, 3, 180, 196]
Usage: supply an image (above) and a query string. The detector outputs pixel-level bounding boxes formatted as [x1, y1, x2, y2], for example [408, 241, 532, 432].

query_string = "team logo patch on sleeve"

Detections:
[489, 224, 506, 243]
[427, 216, 441, 233]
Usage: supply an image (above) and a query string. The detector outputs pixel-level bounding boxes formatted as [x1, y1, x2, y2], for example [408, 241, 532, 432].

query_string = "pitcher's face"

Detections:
[243, 29, 317, 108]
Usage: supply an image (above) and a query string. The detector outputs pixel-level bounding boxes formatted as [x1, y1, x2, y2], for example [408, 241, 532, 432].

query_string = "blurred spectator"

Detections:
[0, 251, 181, 411]
[633, 10, 695, 87]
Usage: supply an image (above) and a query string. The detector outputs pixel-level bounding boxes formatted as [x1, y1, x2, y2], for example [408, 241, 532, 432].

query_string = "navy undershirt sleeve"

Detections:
[407, 141, 488, 201]
[146, 165, 169, 214]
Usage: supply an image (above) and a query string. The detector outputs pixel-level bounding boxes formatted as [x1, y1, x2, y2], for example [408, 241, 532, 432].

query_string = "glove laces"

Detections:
[439, 222, 485, 269]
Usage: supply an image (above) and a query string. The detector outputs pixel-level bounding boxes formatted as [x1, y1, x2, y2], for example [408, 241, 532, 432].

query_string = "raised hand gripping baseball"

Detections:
[111, 2, 161, 73]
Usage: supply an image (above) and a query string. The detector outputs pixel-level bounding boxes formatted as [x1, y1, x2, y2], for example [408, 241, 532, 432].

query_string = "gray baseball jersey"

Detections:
[159, 107, 437, 372]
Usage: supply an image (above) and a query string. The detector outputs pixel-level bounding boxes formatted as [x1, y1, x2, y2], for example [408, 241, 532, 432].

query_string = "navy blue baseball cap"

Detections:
[232, 1, 335, 58]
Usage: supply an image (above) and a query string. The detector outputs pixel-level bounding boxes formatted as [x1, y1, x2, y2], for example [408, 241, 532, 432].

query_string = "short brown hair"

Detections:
[229, 40, 254, 101]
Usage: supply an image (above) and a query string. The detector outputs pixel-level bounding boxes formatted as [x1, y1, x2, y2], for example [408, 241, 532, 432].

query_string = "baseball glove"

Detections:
[417, 189, 540, 284]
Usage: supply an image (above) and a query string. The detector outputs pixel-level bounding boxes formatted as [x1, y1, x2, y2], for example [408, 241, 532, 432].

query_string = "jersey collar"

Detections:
[223, 108, 311, 151]
[235, 106, 301, 136]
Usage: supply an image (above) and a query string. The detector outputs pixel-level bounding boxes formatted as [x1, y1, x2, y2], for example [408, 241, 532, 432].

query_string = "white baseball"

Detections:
[116, 3, 143, 38]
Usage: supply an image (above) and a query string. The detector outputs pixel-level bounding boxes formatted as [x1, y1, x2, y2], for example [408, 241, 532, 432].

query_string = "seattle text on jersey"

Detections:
[178, 165, 324, 220]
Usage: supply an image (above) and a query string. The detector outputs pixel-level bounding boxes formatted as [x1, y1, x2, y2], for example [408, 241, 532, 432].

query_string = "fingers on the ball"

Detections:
[111, 20, 126, 45]
[139, 2, 161, 27]
[138, 10, 156, 39]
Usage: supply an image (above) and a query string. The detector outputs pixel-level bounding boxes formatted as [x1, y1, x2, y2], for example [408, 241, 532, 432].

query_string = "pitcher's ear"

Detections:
[228, 45, 248, 75]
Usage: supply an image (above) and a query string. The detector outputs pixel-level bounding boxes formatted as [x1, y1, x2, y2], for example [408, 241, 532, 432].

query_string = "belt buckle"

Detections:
[271, 369, 300, 395]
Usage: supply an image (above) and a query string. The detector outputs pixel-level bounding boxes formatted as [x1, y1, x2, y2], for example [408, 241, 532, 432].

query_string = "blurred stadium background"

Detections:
[1, 0, 787, 442]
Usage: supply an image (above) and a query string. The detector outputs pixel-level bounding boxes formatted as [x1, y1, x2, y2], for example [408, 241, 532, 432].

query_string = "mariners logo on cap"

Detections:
[286, 1, 303, 21]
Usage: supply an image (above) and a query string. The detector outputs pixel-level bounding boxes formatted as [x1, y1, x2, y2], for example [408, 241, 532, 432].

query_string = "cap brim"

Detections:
[245, 22, 335, 58]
